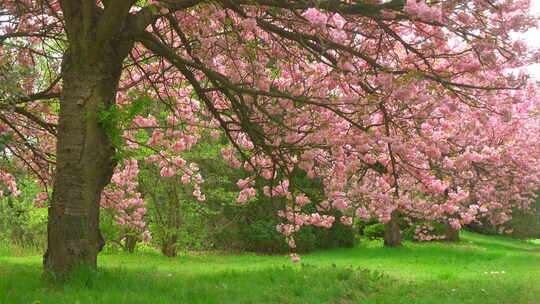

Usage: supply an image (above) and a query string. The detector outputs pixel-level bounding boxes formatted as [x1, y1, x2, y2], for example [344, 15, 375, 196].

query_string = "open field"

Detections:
[1, 232, 539, 304]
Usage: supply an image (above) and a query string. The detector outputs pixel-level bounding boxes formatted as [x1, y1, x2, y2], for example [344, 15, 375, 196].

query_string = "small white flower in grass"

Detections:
[486, 270, 506, 275]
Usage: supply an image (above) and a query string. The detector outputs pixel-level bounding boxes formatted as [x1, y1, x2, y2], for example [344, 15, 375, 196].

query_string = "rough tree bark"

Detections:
[43, 1, 136, 277]
[44, 52, 122, 277]
[384, 211, 402, 247]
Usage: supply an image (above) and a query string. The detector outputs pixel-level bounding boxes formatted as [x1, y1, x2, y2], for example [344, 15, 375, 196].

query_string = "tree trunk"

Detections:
[43, 44, 129, 278]
[161, 243, 178, 258]
[445, 224, 460, 242]
[161, 235, 179, 257]
[384, 211, 402, 247]
[124, 234, 138, 253]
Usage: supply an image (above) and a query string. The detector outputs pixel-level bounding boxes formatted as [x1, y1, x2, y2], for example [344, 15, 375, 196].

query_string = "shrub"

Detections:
[355, 218, 379, 236]
[364, 223, 385, 240]
[465, 198, 540, 240]
[203, 162, 356, 253]
[130, 136, 357, 255]
[235, 219, 320, 253]
[318, 213, 356, 249]
[505, 209, 540, 239]
[139, 162, 217, 256]
[214, 197, 356, 254]
[403, 221, 447, 242]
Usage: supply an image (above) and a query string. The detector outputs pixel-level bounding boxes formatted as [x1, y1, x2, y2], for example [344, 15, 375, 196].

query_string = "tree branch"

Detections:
[98, 0, 138, 42]
[158, 0, 205, 10]
[220, 0, 405, 16]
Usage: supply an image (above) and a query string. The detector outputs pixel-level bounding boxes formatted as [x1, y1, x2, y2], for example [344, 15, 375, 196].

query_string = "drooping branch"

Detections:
[135, 30, 372, 134]
[158, 0, 206, 10]
[218, 0, 406, 16]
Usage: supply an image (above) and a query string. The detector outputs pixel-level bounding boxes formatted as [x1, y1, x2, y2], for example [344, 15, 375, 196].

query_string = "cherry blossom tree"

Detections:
[1, 0, 539, 277]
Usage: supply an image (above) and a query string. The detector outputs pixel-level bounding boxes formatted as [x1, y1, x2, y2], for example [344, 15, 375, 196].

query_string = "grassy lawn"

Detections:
[1, 231, 539, 304]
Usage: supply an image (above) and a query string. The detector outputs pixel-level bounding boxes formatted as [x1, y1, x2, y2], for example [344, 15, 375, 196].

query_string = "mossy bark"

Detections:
[43, 3, 135, 277]
[44, 55, 119, 278]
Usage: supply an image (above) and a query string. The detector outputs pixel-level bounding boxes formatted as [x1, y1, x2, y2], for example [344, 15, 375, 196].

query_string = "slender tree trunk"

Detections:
[161, 235, 179, 257]
[43, 44, 130, 278]
[384, 211, 402, 247]
[125, 234, 139, 253]
[444, 224, 460, 242]
[161, 243, 178, 258]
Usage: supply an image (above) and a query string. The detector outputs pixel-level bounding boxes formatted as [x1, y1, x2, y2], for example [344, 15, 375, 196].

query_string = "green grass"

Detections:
[1, 231, 539, 304]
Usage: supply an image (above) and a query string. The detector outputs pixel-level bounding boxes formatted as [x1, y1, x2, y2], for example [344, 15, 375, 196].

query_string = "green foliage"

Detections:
[317, 215, 356, 249]
[363, 223, 385, 240]
[465, 221, 498, 236]
[134, 135, 357, 254]
[0, 174, 46, 251]
[506, 194, 540, 239]
[231, 218, 319, 253]
[135, 137, 229, 255]
[218, 207, 354, 254]
[99, 210, 132, 252]
[146, 195, 214, 254]
[0, 134, 13, 152]
[355, 217, 380, 235]
[97, 93, 153, 160]
[466, 198, 540, 240]
[505, 204, 540, 239]
[213, 167, 356, 253]
[216, 202, 356, 254]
